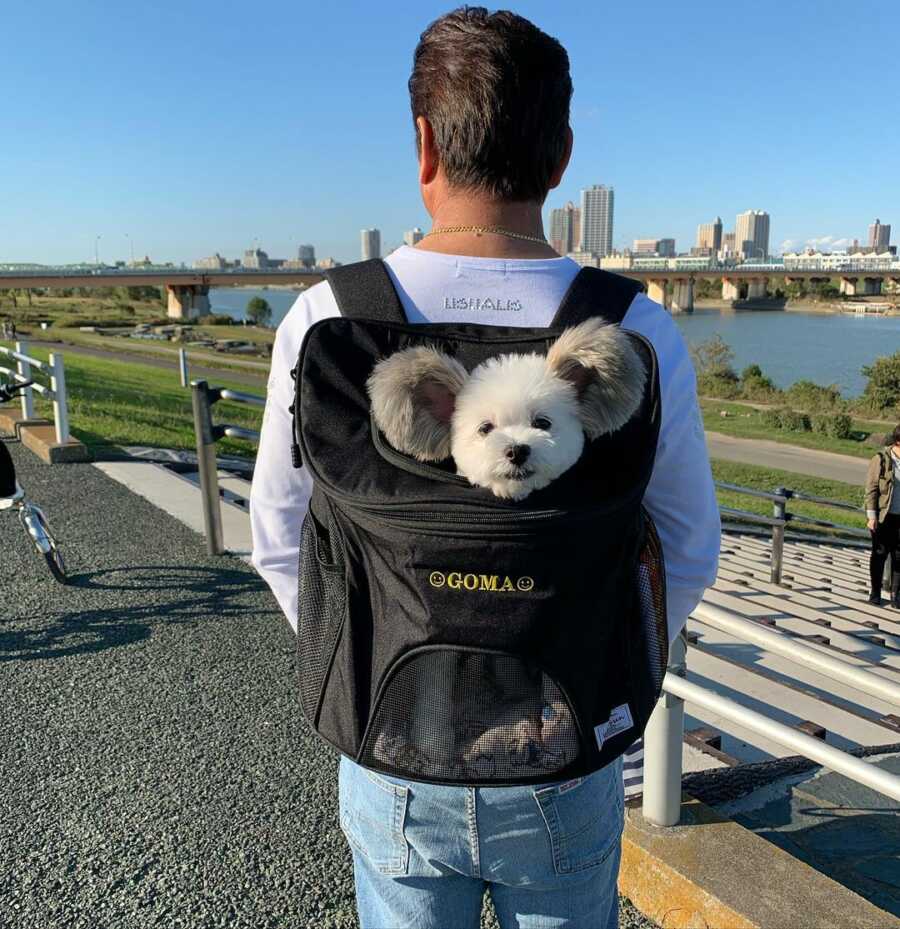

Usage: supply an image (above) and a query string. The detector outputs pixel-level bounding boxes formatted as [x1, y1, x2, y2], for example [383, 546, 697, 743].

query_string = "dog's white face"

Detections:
[367, 318, 647, 501]
[451, 354, 585, 500]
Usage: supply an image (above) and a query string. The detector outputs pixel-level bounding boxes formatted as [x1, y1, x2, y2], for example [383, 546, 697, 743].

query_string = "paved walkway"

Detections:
[0, 441, 658, 929]
[707, 431, 869, 484]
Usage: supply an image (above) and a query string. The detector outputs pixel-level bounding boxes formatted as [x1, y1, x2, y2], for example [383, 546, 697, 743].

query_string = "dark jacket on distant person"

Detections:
[866, 446, 896, 523]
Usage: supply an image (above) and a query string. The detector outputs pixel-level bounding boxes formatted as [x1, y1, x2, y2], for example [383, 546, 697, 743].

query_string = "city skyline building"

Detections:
[297, 244, 316, 268]
[632, 238, 659, 256]
[242, 247, 269, 269]
[869, 218, 891, 249]
[631, 237, 675, 257]
[361, 228, 381, 260]
[696, 217, 723, 252]
[657, 238, 676, 258]
[735, 210, 770, 259]
[194, 253, 231, 270]
[549, 202, 581, 256]
[403, 227, 424, 247]
[579, 185, 614, 257]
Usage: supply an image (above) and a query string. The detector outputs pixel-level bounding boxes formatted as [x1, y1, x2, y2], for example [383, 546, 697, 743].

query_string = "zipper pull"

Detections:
[288, 400, 302, 468]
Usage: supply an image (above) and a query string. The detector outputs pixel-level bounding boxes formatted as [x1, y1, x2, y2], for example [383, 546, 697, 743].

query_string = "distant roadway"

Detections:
[706, 432, 868, 485]
[28, 338, 268, 387]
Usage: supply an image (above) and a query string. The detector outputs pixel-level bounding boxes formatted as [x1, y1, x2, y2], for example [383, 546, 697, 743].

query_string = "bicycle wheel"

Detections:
[21, 504, 68, 584]
[43, 543, 68, 584]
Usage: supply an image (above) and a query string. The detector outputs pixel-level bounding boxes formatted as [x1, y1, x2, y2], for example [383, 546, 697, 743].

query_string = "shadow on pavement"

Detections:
[0, 565, 276, 662]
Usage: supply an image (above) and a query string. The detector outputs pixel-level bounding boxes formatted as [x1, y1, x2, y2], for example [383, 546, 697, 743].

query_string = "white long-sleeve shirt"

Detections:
[250, 246, 720, 645]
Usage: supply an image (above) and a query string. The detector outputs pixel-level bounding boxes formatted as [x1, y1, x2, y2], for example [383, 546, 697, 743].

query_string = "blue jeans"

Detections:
[338, 753, 625, 929]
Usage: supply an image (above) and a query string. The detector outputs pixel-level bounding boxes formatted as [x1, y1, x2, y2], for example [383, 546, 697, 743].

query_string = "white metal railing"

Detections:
[190, 379, 264, 554]
[642, 602, 900, 826]
[716, 481, 877, 586]
[0, 340, 70, 443]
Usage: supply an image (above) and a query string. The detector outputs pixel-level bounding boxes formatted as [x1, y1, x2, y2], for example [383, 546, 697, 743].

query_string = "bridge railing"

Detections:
[715, 480, 874, 586]
[0, 340, 70, 443]
[190, 379, 264, 554]
[643, 602, 900, 826]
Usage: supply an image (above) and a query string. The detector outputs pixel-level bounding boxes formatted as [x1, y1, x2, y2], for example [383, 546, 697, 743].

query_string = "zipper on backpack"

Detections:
[335, 489, 646, 536]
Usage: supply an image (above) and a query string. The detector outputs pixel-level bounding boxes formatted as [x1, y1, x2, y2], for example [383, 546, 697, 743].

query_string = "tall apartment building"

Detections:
[361, 228, 381, 260]
[403, 227, 424, 247]
[549, 202, 581, 256]
[868, 219, 891, 249]
[696, 217, 723, 252]
[580, 185, 614, 257]
[297, 244, 316, 268]
[735, 210, 770, 259]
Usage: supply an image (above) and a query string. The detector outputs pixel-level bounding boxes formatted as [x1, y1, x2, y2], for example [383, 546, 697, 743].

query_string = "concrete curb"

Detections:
[0, 406, 50, 439]
[0, 406, 90, 463]
[618, 791, 899, 929]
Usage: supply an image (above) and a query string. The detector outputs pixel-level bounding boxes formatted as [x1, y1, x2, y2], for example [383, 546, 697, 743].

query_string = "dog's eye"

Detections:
[532, 416, 552, 431]
[478, 422, 494, 436]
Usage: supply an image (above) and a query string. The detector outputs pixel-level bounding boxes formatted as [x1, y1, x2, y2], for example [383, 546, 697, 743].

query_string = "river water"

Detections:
[673, 305, 900, 397]
[210, 289, 899, 398]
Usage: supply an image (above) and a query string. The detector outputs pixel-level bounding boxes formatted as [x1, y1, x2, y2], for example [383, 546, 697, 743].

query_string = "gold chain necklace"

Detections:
[424, 225, 548, 245]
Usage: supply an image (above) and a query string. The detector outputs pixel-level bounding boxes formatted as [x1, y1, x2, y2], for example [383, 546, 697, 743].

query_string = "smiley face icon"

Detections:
[429, 571, 446, 588]
[517, 576, 535, 592]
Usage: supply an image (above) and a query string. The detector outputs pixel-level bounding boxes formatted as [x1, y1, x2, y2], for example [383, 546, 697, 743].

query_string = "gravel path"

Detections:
[0, 441, 658, 929]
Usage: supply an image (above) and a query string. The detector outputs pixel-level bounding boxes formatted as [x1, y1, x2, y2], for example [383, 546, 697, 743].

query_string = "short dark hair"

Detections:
[891, 423, 900, 444]
[409, 7, 572, 202]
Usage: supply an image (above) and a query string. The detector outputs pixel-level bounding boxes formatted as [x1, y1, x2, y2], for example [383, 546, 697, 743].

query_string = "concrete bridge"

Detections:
[1, 265, 898, 318]
[612, 267, 900, 313]
[0, 268, 325, 319]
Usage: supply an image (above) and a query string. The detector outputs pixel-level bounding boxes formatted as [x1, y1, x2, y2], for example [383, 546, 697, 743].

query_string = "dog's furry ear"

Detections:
[367, 346, 468, 461]
[546, 318, 646, 439]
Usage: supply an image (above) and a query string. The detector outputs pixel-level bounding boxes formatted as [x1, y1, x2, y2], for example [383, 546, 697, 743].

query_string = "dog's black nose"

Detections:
[506, 444, 530, 466]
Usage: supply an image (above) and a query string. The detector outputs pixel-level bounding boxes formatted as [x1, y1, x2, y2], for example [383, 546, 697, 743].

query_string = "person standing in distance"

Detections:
[250, 8, 721, 927]
[865, 424, 900, 607]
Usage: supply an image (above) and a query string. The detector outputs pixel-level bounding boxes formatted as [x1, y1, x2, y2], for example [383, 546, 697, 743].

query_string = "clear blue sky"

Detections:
[2, 0, 897, 266]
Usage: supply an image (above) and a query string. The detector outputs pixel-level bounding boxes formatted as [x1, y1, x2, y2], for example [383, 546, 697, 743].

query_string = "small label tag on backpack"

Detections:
[594, 703, 635, 750]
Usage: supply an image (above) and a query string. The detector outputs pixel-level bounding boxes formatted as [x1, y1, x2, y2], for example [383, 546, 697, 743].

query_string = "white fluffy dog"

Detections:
[367, 318, 646, 500]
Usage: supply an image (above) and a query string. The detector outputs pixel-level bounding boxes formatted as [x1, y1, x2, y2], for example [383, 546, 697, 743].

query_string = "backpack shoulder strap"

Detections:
[550, 267, 643, 328]
[323, 259, 407, 323]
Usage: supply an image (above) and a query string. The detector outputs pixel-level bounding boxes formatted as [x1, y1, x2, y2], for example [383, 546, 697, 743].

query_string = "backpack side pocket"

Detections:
[297, 508, 347, 727]
[627, 512, 669, 729]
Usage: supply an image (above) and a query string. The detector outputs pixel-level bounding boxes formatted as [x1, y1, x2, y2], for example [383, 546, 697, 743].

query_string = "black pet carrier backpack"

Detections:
[290, 259, 667, 787]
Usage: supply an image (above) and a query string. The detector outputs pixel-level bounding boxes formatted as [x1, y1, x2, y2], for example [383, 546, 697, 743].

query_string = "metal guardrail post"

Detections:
[179, 348, 189, 388]
[641, 630, 688, 827]
[14, 340, 33, 419]
[191, 379, 225, 555]
[771, 485, 787, 584]
[48, 352, 69, 443]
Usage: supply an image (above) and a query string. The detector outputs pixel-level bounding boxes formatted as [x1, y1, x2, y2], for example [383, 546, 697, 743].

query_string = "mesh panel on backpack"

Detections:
[636, 515, 668, 695]
[297, 511, 346, 724]
[359, 649, 581, 782]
